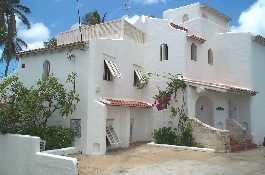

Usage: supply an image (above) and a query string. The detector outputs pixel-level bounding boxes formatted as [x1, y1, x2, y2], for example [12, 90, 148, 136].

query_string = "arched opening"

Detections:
[208, 48, 213, 65]
[182, 14, 189, 23]
[191, 43, 197, 61]
[195, 96, 214, 126]
[42, 60, 50, 80]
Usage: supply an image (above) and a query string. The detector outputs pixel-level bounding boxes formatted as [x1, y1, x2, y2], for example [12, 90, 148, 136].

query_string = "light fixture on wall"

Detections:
[196, 86, 206, 94]
[66, 49, 76, 62]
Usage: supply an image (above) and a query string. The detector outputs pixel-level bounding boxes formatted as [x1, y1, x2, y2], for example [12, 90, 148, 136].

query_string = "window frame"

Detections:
[160, 43, 168, 61]
[103, 60, 113, 81]
[208, 48, 213, 65]
[191, 43, 197, 61]
[182, 14, 189, 23]
[42, 60, 51, 80]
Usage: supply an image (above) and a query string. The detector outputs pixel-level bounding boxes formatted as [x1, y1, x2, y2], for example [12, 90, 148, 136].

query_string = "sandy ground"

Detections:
[73, 144, 265, 175]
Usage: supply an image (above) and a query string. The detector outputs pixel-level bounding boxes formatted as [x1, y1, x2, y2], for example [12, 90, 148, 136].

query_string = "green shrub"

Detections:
[22, 126, 74, 150]
[175, 121, 193, 146]
[153, 121, 198, 147]
[153, 127, 177, 145]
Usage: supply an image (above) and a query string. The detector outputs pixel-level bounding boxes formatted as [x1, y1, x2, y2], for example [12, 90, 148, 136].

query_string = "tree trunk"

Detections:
[4, 59, 10, 77]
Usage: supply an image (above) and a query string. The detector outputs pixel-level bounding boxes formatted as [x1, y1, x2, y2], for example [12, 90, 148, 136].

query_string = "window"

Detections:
[42, 60, 50, 80]
[182, 14, 189, 23]
[134, 70, 143, 86]
[70, 119, 81, 138]
[103, 60, 113, 81]
[21, 64, 26, 68]
[208, 49, 213, 65]
[160, 43, 168, 61]
[202, 13, 208, 19]
[191, 43, 197, 61]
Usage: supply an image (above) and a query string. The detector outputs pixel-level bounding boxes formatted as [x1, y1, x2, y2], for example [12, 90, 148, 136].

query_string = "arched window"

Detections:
[191, 43, 197, 61]
[160, 43, 168, 61]
[182, 14, 189, 23]
[208, 49, 213, 65]
[42, 60, 50, 80]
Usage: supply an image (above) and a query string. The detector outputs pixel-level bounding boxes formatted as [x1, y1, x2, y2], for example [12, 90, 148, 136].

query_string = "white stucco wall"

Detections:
[107, 106, 130, 148]
[0, 134, 78, 175]
[17, 47, 90, 153]
[249, 40, 265, 144]
[130, 108, 153, 142]
[187, 86, 229, 129]
[16, 2, 265, 150]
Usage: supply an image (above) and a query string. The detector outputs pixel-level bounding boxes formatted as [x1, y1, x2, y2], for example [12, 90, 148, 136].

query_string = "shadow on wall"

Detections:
[0, 134, 78, 175]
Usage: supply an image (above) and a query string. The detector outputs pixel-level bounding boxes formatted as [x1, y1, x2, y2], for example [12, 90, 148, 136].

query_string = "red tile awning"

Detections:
[186, 34, 206, 43]
[101, 98, 153, 108]
[184, 78, 257, 96]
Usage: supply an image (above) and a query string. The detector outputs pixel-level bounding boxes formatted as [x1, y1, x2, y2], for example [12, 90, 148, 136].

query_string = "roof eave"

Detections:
[16, 41, 88, 58]
[200, 4, 231, 22]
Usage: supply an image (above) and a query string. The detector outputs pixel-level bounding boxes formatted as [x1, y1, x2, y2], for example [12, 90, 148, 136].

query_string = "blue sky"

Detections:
[21, 0, 256, 38]
[1, 0, 265, 76]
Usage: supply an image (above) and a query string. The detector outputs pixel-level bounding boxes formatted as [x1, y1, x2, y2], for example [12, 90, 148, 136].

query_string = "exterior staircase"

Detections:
[230, 137, 257, 152]
[106, 126, 120, 145]
[226, 119, 257, 152]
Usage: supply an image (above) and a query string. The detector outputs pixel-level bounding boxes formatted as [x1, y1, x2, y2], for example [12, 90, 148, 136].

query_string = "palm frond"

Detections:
[15, 9, 31, 29]
[16, 37, 27, 49]
[15, 4, 31, 14]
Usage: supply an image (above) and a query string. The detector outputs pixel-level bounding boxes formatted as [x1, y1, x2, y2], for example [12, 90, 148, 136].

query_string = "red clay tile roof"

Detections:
[101, 98, 153, 108]
[187, 34, 206, 43]
[16, 41, 87, 58]
[169, 22, 188, 32]
[184, 78, 257, 96]
[254, 35, 265, 46]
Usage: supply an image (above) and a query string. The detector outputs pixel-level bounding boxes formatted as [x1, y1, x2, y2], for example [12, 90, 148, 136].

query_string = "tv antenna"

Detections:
[123, 0, 131, 15]
[75, 0, 83, 42]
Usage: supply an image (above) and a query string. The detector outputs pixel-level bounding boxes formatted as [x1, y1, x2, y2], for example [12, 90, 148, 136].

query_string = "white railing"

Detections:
[189, 118, 231, 153]
[57, 19, 145, 45]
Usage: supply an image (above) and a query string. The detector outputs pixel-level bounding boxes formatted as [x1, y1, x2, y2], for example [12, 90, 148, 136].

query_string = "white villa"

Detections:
[17, 3, 265, 155]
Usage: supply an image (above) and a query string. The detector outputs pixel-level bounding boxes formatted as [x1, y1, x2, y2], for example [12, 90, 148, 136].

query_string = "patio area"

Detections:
[74, 143, 265, 175]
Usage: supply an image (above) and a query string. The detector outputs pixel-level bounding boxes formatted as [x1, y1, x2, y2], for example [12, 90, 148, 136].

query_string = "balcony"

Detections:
[57, 19, 145, 45]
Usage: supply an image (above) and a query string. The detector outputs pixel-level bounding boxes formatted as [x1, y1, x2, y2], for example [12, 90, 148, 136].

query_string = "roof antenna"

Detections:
[75, 0, 83, 42]
[123, 0, 131, 15]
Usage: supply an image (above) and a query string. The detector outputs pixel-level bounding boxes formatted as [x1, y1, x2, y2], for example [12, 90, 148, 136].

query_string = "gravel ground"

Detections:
[74, 144, 265, 175]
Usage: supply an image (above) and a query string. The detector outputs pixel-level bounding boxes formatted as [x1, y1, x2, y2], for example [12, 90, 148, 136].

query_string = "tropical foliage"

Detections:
[82, 10, 107, 25]
[22, 126, 74, 150]
[0, 0, 31, 76]
[0, 73, 80, 134]
[153, 122, 194, 147]
[44, 37, 57, 48]
[152, 73, 197, 147]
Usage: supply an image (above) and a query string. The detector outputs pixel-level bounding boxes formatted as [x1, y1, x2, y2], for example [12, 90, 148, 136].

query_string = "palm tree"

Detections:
[44, 37, 57, 48]
[82, 10, 107, 26]
[0, 0, 31, 76]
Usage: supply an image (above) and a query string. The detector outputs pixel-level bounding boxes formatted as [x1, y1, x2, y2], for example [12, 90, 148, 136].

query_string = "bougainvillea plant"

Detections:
[153, 73, 188, 133]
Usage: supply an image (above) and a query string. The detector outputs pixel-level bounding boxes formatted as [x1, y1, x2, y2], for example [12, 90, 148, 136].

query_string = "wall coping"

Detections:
[189, 118, 230, 133]
[147, 142, 216, 153]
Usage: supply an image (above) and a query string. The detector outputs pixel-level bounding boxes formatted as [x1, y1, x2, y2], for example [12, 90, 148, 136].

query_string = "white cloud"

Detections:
[124, 15, 140, 24]
[17, 20, 50, 50]
[131, 0, 167, 5]
[232, 0, 265, 35]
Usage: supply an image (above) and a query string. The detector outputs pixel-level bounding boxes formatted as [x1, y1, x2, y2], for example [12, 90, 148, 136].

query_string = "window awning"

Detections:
[134, 70, 145, 84]
[100, 98, 153, 108]
[184, 78, 257, 96]
[104, 60, 121, 78]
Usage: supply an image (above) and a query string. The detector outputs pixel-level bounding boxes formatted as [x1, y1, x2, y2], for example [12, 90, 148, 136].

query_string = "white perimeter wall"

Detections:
[0, 134, 78, 175]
